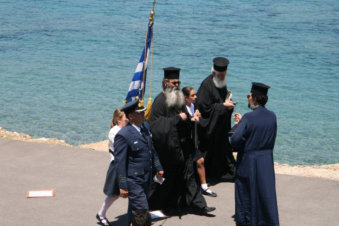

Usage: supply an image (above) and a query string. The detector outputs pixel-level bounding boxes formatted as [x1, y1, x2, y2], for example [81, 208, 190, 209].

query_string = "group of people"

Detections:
[96, 57, 279, 226]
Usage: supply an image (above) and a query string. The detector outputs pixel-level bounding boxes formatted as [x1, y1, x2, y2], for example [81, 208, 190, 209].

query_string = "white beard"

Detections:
[212, 76, 226, 88]
[164, 88, 185, 109]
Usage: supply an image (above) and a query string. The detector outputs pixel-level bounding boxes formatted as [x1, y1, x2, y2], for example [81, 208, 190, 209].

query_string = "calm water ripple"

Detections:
[0, 0, 338, 165]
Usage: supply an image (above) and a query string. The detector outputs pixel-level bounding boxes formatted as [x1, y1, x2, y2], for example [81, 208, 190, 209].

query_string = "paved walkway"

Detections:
[0, 138, 338, 225]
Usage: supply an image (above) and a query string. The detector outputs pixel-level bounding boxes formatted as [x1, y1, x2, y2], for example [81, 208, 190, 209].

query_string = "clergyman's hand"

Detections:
[179, 112, 187, 121]
[233, 113, 242, 124]
[156, 170, 164, 178]
[120, 189, 129, 198]
[191, 116, 200, 123]
[194, 109, 201, 118]
[223, 100, 235, 110]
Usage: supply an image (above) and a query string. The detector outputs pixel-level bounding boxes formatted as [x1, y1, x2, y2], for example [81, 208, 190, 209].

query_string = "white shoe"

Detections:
[149, 210, 167, 219]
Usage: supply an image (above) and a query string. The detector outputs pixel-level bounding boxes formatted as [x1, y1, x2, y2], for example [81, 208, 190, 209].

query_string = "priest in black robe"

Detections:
[230, 83, 279, 226]
[147, 67, 215, 216]
[196, 57, 236, 180]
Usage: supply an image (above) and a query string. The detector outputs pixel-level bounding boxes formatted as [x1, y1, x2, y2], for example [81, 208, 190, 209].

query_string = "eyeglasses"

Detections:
[172, 81, 181, 86]
[190, 94, 197, 97]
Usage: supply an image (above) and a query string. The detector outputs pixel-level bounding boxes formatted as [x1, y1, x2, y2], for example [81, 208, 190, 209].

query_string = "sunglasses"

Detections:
[172, 81, 181, 85]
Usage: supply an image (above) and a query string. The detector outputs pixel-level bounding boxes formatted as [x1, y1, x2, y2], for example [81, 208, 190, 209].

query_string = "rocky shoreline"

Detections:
[1, 126, 338, 181]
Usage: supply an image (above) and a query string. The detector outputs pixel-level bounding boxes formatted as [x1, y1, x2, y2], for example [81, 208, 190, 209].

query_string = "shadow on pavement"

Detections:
[207, 177, 235, 186]
[108, 213, 128, 226]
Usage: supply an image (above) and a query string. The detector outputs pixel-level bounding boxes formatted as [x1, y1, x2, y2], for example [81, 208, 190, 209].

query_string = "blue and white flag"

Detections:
[125, 23, 153, 104]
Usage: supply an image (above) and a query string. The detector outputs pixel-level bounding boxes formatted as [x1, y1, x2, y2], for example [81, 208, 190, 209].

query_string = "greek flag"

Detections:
[125, 23, 153, 103]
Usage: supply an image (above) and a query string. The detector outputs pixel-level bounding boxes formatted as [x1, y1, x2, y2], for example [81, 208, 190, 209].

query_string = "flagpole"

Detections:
[124, 0, 157, 116]
[140, 1, 156, 106]
[140, 12, 153, 107]
[143, 1, 157, 118]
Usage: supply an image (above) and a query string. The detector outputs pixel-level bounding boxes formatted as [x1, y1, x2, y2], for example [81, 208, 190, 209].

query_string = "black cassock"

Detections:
[196, 74, 236, 179]
[147, 92, 207, 212]
[230, 106, 279, 226]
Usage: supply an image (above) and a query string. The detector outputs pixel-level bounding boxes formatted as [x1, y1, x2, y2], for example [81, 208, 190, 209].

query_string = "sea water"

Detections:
[0, 0, 338, 165]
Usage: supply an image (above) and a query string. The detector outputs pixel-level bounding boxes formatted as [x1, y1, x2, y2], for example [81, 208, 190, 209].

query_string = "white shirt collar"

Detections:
[186, 103, 194, 116]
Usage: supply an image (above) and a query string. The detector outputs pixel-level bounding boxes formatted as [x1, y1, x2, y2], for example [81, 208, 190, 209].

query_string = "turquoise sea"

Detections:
[0, 0, 338, 165]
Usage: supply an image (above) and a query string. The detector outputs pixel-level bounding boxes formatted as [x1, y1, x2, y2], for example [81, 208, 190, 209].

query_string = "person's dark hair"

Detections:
[182, 86, 194, 97]
[131, 209, 151, 226]
[252, 93, 268, 106]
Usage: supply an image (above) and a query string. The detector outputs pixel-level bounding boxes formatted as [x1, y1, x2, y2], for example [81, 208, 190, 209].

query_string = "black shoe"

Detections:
[193, 206, 216, 215]
[204, 206, 216, 213]
[202, 188, 218, 197]
[96, 214, 110, 226]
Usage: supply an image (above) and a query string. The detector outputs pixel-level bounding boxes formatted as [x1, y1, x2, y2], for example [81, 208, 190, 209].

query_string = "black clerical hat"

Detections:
[213, 57, 229, 72]
[163, 67, 180, 79]
[251, 82, 270, 96]
[121, 99, 146, 115]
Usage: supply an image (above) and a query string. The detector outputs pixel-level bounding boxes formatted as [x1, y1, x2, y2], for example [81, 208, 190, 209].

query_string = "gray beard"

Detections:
[248, 103, 258, 110]
[212, 76, 226, 88]
[164, 87, 185, 109]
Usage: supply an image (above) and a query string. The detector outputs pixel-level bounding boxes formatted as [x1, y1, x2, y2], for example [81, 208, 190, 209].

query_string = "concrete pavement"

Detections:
[0, 138, 338, 226]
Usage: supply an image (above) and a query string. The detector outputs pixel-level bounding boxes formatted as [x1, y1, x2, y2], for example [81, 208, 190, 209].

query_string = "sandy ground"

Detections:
[78, 140, 109, 152]
[1, 126, 338, 181]
[0, 127, 71, 146]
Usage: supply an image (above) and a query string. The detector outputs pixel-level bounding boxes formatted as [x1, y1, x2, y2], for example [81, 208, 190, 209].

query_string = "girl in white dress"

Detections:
[96, 109, 128, 226]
